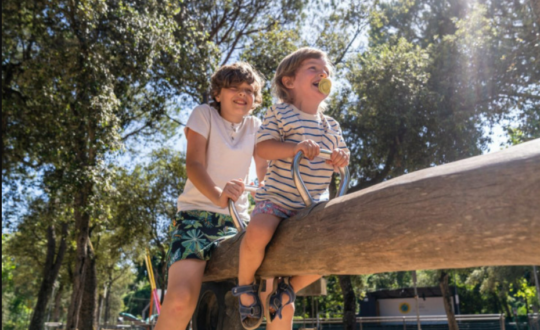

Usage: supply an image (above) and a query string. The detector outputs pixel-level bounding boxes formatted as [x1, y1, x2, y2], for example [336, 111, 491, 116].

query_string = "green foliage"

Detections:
[123, 281, 152, 318]
[240, 25, 302, 114]
[465, 266, 539, 315]
[2, 234, 37, 330]
[2, 0, 538, 325]
[334, 37, 465, 190]
[295, 276, 352, 319]
[366, 0, 539, 140]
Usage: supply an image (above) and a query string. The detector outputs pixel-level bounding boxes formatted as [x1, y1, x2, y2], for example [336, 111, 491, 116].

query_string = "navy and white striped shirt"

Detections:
[255, 103, 349, 211]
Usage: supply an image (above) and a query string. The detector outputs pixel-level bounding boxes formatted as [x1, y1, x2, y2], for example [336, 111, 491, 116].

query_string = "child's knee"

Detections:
[165, 286, 198, 314]
[244, 223, 274, 248]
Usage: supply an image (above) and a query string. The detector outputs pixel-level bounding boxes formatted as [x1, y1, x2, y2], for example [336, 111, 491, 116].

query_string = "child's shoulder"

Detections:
[272, 102, 295, 112]
[189, 104, 220, 123]
[244, 113, 262, 127]
[322, 114, 343, 131]
[267, 103, 296, 118]
[192, 103, 214, 115]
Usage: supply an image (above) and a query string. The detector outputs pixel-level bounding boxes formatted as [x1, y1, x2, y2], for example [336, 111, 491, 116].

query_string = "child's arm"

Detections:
[257, 139, 321, 161]
[253, 150, 268, 184]
[257, 105, 321, 161]
[185, 128, 245, 208]
[325, 118, 350, 169]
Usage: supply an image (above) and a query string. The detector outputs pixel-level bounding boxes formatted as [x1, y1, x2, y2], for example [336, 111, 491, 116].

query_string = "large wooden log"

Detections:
[204, 139, 540, 282]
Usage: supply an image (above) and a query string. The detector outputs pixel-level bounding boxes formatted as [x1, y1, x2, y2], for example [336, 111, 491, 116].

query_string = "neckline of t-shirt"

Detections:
[210, 106, 249, 128]
[221, 116, 247, 128]
[285, 103, 322, 121]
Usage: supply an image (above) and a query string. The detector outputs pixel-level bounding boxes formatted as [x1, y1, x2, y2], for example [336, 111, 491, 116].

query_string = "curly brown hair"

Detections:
[209, 62, 265, 113]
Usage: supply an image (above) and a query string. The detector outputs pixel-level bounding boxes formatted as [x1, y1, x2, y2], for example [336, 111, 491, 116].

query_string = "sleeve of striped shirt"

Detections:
[327, 117, 349, 152]
[257, 105, 283, 143]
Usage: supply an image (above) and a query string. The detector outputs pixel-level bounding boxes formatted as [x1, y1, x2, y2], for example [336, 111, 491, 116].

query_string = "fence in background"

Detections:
[44, 313, 540, 330]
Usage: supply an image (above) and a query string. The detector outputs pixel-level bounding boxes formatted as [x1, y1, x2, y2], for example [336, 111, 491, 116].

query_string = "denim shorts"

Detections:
[251, 200, 298, 219]
[167, 210, 237, 268]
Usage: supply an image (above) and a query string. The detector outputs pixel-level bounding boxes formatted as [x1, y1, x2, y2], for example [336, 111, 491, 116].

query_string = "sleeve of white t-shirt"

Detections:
[184, 104, 212, 139]
[257, 105, 283, 143]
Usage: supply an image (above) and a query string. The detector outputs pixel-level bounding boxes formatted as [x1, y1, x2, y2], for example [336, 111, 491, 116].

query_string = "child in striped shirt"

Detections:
[233, 48, 349, 330]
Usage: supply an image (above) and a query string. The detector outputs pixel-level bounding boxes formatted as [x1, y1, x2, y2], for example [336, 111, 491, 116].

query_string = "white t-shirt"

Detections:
[177, 104, 261, 221]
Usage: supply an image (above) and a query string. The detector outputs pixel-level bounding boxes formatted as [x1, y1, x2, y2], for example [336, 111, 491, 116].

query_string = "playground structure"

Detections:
[191, 139, 540, 330]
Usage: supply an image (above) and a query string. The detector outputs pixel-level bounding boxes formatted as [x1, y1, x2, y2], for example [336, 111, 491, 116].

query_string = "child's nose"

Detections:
[320, 72, 328, 78]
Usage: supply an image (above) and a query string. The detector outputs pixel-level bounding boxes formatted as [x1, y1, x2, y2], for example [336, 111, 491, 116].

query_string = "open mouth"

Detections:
[233, 100, 247, 105]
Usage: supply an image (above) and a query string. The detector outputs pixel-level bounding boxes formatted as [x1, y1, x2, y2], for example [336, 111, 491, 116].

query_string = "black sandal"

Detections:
[265, 277, 296, 323]
[231, 283, 264, 330]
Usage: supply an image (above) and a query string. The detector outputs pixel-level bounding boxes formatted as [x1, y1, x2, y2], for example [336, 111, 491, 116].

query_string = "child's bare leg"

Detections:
[290, 275, 322, 294]
[264, 275, 322, 329]
[154, 259, 206, 330]
[261, 277, 295, 330]
[238, 213, 281, 306]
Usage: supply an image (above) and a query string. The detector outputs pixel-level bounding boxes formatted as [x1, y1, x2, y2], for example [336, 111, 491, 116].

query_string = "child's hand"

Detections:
[326, 148, 350, 169]
[293, 140, 320, 160]
[248, 181, 265, 198]
[216, 179, 245, 208]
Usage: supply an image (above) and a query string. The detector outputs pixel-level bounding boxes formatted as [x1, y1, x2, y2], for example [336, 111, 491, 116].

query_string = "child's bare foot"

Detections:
[240, 292, 255, 307]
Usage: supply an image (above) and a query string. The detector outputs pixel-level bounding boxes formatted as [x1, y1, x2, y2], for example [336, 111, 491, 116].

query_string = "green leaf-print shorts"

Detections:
[167, 210, 238, 268]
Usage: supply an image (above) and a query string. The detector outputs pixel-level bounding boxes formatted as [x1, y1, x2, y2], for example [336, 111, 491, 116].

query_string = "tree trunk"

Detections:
[338, 275, 356, 330]
[439, 271, 459, 330]
[28, 222, 69, 330]
[104, 282, 112, 325]
[52, 282, 65, 322]
[501, 293, 513, 318]
[66, 186, 93, 330]
[530, 0, 540, 26]
[79, 243, 98, 330]
[492, 292, 503, 314]
[159, 256, 167, 304]
[203, 140, 540, 281]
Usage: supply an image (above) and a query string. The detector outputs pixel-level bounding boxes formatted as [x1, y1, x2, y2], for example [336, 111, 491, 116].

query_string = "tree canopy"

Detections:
[2, 0, 539, 329]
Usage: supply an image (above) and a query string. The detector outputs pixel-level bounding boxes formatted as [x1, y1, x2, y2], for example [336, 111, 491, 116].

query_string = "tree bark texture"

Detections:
[66, 186, 92, 330]
[439, 271, 459, 330]
[203, 139, 540, 282]
[104, 282, 112, 325]
[28, 222, 68, 330]
[338, 275, 357, 330]
[52, 282, 64, 322]
[78, 243, 98, 330]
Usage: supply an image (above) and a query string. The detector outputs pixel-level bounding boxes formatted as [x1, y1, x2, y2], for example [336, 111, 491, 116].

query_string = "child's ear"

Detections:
[282, 76, 295, 89]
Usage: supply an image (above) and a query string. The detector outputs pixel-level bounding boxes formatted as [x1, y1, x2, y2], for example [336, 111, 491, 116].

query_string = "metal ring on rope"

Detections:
[292, 149, 350, 207]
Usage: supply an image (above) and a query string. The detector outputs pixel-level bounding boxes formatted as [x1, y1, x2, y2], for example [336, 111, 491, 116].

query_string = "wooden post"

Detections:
[192, 140, 540, 330]
[204, 139, 540, 281]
